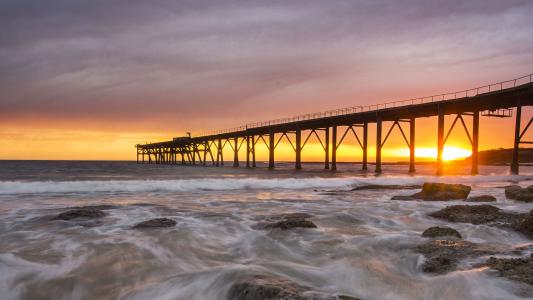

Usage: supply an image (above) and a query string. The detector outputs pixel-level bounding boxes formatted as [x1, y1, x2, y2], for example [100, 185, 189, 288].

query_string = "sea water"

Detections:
[0, 161, 532, 300]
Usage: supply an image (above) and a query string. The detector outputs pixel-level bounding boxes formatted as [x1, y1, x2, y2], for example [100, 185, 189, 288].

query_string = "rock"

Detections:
[422, 226, 462, 239]
[53, 208, 106, 221]
[484, 254, 533, 286]
[390, 195, 416, 201]
[465, 195, 497, 202]
[254, 213, 317, 230]
[227, 274, 343, 300]
[428, 205, 522, 225]
[68, 204, 117, 210]
[416, 239, 500, 274]
[505, 185, 533, 202]
[132, 218, 176, 229]
[352, 184, 421, 191]
[411, 183, 471, 201]
[515, 210, 533, 238]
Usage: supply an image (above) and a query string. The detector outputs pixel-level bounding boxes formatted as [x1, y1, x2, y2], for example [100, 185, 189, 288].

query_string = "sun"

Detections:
[412, 146, 472, 161]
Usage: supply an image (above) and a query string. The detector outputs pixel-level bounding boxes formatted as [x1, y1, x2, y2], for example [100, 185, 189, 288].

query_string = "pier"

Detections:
[136, 74, 533, 174]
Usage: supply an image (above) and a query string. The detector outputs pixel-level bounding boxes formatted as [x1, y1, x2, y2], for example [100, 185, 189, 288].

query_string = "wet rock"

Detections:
[411, 182, 471, 201]
[483, 254, 533, 286]
[515, 210, 533, 238]
[422, 226, 462, 239]
[465, 195, 497, 202]
[53, 208, 106, 221]
[505, 185, 533, 202]
[428, 205, 523, 225]
[68, 204, 117, 210]
[227, 274, 356, 300]
[227, 275, 307, 300]
[254, 213, 317, 230]
[416, 239, 500, 274]
[352, 184, 421, 191]
[132, 218, 176, 229]
[390, 195, 416, 201]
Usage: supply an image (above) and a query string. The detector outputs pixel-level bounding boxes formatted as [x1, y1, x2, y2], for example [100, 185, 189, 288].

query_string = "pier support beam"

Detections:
[325, 127, 330, 169]
[375, 117, 382, 173]
[437, 107, 445, 176]
[295, 128, 302, 169]
[331, 126, 337, 171]
[246, 136, 251, 168]
[252, 136, 256, 167]
[233, 138, 239, 167]
[409, 118, 415, 173]
[511, 105, 522, 174]
[471, 111, 479, 175]
[269, 132, 275, 169]
[363, 122, 368, 171]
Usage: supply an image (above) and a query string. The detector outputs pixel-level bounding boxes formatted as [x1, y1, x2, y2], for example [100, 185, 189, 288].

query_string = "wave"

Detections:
[0, 174, 531, 195]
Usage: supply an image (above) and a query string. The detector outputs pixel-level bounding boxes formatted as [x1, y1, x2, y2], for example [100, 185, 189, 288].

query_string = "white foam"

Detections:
[0, 174, 530, 195]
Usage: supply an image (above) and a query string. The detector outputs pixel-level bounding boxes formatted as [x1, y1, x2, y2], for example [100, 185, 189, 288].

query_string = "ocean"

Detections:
[0, 161, 532, 300]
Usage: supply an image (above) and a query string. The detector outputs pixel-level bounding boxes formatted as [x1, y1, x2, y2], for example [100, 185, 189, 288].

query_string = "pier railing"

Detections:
[197, 74, 532, 137]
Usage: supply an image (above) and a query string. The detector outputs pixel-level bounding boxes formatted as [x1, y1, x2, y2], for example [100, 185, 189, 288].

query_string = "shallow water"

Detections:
[1, 161, 533, 300]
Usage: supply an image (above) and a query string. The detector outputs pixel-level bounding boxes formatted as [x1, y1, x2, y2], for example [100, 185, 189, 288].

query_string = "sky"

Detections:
[1, 0, 532, 161]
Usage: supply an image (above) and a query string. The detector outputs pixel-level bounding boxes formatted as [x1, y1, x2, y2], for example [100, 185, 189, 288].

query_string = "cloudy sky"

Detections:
[1, 0, 532, 159]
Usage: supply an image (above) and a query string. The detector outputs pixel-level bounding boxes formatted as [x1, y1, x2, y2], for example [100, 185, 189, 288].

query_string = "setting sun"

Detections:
[390, 146, 472, 161]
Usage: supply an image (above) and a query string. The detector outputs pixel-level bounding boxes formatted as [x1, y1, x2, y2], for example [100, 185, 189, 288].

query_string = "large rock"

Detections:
[254, 213, 317, 230]
[505, 185, 533, 202]
[53, 208, 106, 220]
[352, 184, 421, 191]
[515, 210, 533, 238]
[465, 195, 497, 202]
[133, 218, 176, 229]
[428, 205, 521, 225]
[422, 226, 462, 239]
[227, 274, 360, 300]
[416, 239, 500, 274]
[411, 183, 471, 201]
[484, 254, 533, 286]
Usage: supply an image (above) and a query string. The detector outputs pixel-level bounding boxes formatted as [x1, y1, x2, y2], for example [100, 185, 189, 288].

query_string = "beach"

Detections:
[0, 161, 532, 299]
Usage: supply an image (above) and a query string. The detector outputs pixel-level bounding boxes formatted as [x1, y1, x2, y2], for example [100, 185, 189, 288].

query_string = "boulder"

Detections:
[352, 184, 421, 191]
[416, 239, 500, 274]
[465, 195, 497, 202]
[505, 185, 533, 202]
[422, 226, 462, 239]
[53, 208, 106, 221]
[411, 183, 471, 201]
[254, 213, 317, 230]
[227, 274, 359, 300]
[133, 218, 176, 229]
[428, 205, 521, 225]
[484, 254, 533, 286]
[515, 210, 533, 238]
[390, 195, 416, 201]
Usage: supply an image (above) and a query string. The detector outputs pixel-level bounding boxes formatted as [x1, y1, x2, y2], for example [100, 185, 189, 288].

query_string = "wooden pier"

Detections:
[136, 74, 533, 174]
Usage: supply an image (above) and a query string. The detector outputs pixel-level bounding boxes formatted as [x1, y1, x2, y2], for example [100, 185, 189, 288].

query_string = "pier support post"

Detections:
[362, 122, 368, 171]
[246, 136, 251, 168]
[375, 117, 382, 173]
[331, 126, 337, 171]
[511, 105, 522, 174]
[233, 138, 239, 167]
[203, 142, 208, 166]
[295, 128, 302, 169]
[471, 111, 479, 175]
[325, 127, 330, 169]
[409, 118, 415, 173]
[269, 132, 275, 169]
[437, 107, 445, 176]
[252, 136, 256, 167]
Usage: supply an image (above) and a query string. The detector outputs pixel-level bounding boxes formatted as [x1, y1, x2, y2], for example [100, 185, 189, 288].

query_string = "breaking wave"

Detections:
[0, 174, 531, 195]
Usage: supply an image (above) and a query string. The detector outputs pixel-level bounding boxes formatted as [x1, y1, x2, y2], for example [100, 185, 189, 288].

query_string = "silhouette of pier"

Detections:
[136, 74, 533, 175]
